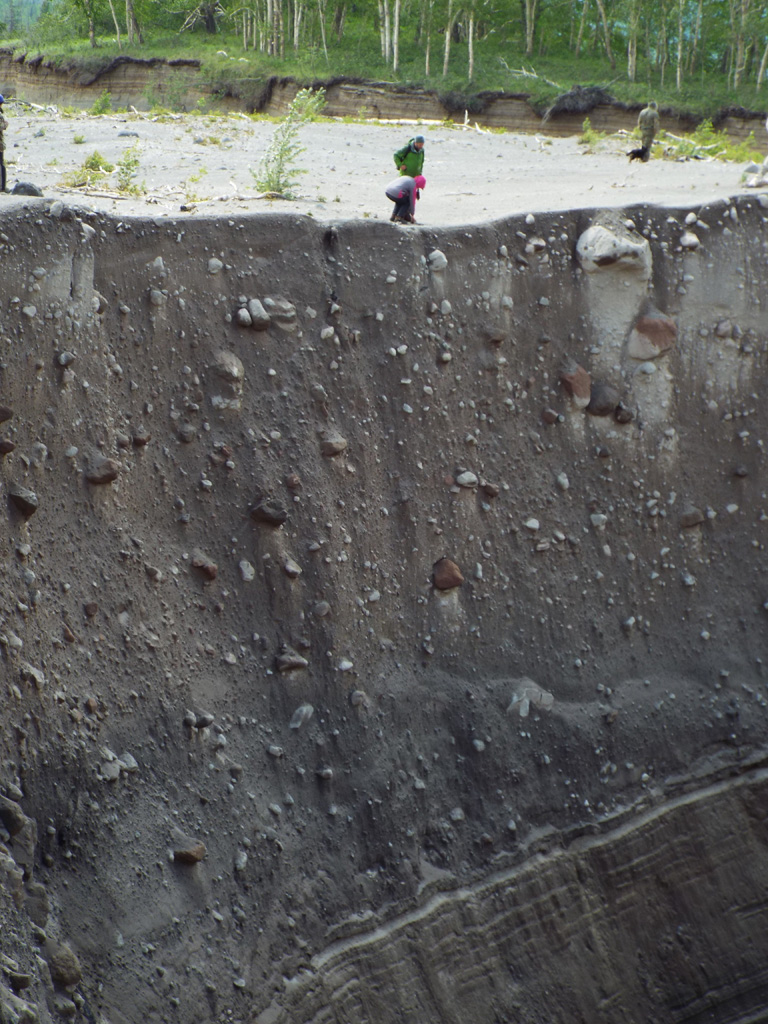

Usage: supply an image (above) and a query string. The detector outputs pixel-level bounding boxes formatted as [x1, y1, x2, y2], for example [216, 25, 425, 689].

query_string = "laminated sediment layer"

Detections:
[0, 196, 766, 1024]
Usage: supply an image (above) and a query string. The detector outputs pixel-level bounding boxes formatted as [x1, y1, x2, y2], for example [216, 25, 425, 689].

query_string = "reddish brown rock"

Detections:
[86, 457, 120, 484]
[680, 506, 706, 528]
[433, 557, 464, 590]
[0, 439, 15, 455]
[132, 427, 151, 447]
[560, 363, 591, 409]
[172, 830, 207, 865]
[191, 549, 218, 580]
[0, 405, 13, 424]
[627, 310, 677, 360]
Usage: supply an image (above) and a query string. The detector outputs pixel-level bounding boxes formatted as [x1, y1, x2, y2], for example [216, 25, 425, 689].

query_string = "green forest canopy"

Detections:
[12, 0, 768, 109]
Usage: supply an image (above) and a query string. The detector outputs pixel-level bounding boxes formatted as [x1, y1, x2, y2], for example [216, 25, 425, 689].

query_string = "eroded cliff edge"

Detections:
[0, 197, 767, 1024]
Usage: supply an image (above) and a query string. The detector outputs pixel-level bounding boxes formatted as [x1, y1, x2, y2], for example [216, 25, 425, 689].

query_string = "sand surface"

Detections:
[0, 108, 761, 221]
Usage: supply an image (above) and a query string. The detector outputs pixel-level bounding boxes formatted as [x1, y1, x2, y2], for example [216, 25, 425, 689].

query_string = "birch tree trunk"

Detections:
[393, 0, 400, 71]
[675, 0, 683, 89]
[523, 0, 537, 55]
[625, 0, 639, 80]
[442, 0, 454, 76]
[575, 0, 589, 57]
[383, 0, 391, 61]
[125, 0, 143, 43]
[756, 36, 768, 88]
[732, 0, 753, 87]
[593, 0, 614, 67]
[423, 0, 432, 73]
[106, 0, 122, 48]
[317, 0, 329, 62]
[688, 0, 703, 71]
[468, 11, 474, 79]
[293, 1, 303, 48]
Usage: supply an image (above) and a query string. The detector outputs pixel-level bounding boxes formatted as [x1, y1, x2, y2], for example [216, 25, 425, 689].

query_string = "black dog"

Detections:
[628, 145, 649, 163]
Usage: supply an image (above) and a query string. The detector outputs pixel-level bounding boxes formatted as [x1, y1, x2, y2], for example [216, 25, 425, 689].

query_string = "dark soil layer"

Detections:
[0, 194, 767, 1024]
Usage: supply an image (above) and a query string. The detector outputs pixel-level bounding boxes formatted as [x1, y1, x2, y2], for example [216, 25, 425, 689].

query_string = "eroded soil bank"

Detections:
[1, 50, 767, 140]
[0, 195, 767, 1024]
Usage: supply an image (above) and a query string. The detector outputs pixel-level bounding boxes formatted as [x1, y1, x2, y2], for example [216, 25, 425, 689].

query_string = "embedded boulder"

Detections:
[627, 308, 678, 360]
[560, 361, 592, 409]
[576, 223, 652, 278]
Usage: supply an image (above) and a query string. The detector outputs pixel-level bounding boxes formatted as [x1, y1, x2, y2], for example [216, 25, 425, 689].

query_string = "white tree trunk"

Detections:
[756, 36, 768, 88]
[393, 0, 400, 71]
[442, 0, 453, 76]
[106, 0, 122, 48]
[317, 0, 329, 63]
[676, 0, 683, 89]
[293, 1, 303, 48]
[468, 12, 474, 80]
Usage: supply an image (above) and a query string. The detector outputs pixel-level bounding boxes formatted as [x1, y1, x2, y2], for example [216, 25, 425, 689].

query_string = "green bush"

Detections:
[253, 87, 326, 199]
[63, 149, 114, 187]
[90, 89, 112, 115]
[116, 144, 144, 194]
[579, 117, 606, 150]
[661, 119, 763, 163]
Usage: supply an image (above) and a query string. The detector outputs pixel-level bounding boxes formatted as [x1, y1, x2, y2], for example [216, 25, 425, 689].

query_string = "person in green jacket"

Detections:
[394, 135, 425, 177]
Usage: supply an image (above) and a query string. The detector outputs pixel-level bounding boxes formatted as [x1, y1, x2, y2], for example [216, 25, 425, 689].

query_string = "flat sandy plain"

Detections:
[0, 108, 762, 222]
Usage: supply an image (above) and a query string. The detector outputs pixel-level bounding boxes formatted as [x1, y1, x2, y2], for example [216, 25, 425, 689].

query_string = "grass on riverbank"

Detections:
[5, 20, 768, 123]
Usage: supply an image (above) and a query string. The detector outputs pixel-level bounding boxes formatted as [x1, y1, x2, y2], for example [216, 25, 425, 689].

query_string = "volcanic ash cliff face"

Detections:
[0, 196, 767, 1024]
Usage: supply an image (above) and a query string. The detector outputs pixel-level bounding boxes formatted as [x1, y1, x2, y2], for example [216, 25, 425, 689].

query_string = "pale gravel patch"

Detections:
[0, 109, 757, 222]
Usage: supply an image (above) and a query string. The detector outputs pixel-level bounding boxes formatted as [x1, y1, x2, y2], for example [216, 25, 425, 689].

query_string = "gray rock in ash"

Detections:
[12, 182, 43, 197]
[276, 646, 308, 672]
[428, 250, 448, 271]
[43, 938, 82, 988]
[0, 795, 28, 837]
[8, 484, 38, 517]
[587, 382, 621, 417]
[319, 430, 348, 456]
[251, 498, 288, 527]
[290, 704, 314, 729]
[247, 298, 271, 330]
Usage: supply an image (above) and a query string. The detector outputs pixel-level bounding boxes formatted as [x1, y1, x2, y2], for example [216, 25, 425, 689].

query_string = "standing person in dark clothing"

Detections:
[637, 101, 660, 161]
[0, 96, 8, 193]
[394, 135, 425, 177]
[385, 174, 426, 223]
